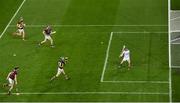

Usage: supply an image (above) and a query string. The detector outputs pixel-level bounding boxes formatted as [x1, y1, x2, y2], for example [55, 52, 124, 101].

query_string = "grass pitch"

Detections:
[0, 0, 170, 102]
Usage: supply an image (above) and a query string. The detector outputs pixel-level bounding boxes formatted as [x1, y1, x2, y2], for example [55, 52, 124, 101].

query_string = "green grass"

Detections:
[171, 0, 180, 10]
[0, 0, 170, 102]
[0, 0, 23, 33]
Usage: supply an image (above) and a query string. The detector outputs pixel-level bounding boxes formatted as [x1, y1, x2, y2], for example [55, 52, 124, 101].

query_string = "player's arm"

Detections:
[23, 22, 26, 27]
[16, 24, 20, 28]
[42, 30, 46, 35]
[6, 72, 11, 80]
[119, 45, 125, 58]
[14, 75, 17, 85]
[22, 23, 26, 27]
[120, 51, 124, 58]
[51, 31, 56, 35]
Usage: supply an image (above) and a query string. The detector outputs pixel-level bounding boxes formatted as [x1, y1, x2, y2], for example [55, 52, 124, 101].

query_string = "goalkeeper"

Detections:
[119, 45, 131, 70]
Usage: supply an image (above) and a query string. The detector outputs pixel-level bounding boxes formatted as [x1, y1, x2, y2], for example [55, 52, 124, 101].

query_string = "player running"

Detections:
[3, 67, 19, 95]
[39, 25, 56, 47]
[119, 45, 131, 70]
[13, 17, 26, 41]
[50, 57, 69, 81]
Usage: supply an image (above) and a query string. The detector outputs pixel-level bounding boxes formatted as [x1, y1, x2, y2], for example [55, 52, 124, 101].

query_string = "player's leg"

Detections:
[50, 68, 60, 81]
[127, 59, 131, 70]
[8, 84, 14, 95]
[120, 59, 124, 64]
[49, 37, 54, 47]
[13, 29, 20, 36]
[50, 73, 59, 81]
[7, 78, 14, 95]
[22, 30, 25, 40]
[3, 78, 12, 87]
[50, 75, 57, 81]
[39, 38, 47, 45]
[119, 59, 124, 68]
[62, 70, 69, 80]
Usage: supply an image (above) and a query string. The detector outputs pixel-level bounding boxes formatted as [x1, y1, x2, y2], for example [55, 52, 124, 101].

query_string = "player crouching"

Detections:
[50, 57, 69, 81]
[13, 17, 26, 41]
[39, 25, 56, 48]
[119, 45, 131, 70]
[3, 67, 19, 95]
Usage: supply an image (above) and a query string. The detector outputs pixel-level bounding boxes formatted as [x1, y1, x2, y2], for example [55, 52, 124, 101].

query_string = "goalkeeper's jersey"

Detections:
[123, 50, 130, 58]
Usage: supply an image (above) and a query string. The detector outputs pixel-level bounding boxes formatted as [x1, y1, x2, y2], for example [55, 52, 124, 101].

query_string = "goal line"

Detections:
[0, 92, 168, 95]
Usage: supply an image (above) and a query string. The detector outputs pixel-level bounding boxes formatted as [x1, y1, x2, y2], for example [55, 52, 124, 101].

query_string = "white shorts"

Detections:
[56, 68, 65, 76]
[122, 57, 130, 62]
[17, 29, 24, 35]
[8, 78, 14, 85]
[45, 35, 52, 41]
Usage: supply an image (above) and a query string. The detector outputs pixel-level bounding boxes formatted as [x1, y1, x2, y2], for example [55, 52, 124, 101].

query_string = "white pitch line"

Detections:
[168, 0, 172, 102]
[100, 32, 113, 82]
[9, 24, 168, 27]
[0, 92, 169, 95]
[102, 80, 169, 84]
[113, 32, 167, 34]
[0, 0, 26, 39]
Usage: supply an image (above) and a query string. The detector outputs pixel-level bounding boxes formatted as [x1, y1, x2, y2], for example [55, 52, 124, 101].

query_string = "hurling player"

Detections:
[39, 25, 56, 47]
[119, 45, 131, 70]
[3, 67, 19, 95]
[50, 57, 69, 81]
[13, 17, 26, 41]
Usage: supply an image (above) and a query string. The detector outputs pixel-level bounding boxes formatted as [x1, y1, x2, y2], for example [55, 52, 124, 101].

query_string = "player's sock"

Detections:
[12, 32, 18, 35]
[7, 91, 11, 95]
[39, 41, 45, 45]
[50, 45, 55, 48]
[50, 76, 56, 81]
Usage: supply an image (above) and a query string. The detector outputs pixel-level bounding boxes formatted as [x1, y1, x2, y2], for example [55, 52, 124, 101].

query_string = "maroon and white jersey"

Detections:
[17, 21, 25, 29]
[44, 28, 52, 36]
[9, 70, 17, 80]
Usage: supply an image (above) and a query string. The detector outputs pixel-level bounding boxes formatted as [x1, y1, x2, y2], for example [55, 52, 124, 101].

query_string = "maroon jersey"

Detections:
[44, 28, 52, 35]
[17, 21, 24, 29]
[9, 70, 17, 80]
